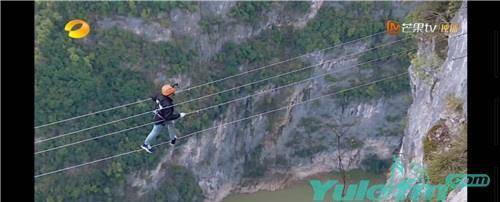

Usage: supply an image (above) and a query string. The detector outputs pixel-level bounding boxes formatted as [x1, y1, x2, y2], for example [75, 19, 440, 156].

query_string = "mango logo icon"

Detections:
[386, 20, 401, 35]
[65, 19, 90, 39]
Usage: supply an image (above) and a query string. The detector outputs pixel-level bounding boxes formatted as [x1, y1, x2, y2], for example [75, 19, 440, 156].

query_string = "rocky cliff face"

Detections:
[101, 2, 426, 201]
[385, 2, 467, 201]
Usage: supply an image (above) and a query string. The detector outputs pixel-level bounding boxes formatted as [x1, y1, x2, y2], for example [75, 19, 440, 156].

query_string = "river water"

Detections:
[223, 169, 386, 202]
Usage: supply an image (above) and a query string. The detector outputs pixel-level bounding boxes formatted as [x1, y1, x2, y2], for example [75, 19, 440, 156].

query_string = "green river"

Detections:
[223, 169, 386, 202]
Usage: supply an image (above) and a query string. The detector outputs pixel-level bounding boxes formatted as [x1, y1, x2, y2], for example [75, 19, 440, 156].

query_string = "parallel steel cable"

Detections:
[36, 36, 408, 144]
[177, 31, 385, 93]
[35, 30, 467, 154]
[35, 46, 416, 154]
[33, 32, 468, 178]
[180, 49, 414, 117]
[34, 31, 386, 129]
[35, 111, 153, 143]
[35, 72, 408, 178]
[34, 98, 150, 129]
[35, 122, 156, 155]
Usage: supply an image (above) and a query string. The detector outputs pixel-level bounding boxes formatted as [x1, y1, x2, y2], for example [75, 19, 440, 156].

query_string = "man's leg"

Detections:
[144, 124, 164, 146]
[165, 121, 177, 144]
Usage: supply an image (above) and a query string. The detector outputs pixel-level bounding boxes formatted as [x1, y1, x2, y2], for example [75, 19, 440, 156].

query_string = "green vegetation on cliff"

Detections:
[35, 2, 415, 201]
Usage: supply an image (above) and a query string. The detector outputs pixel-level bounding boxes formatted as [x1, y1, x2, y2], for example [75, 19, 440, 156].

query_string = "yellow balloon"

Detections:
[64, 19, 90, 39]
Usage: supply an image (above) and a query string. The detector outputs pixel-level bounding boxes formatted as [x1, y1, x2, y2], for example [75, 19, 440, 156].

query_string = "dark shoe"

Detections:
[141, 144, 153, 153]
[170, 137, 177, 145]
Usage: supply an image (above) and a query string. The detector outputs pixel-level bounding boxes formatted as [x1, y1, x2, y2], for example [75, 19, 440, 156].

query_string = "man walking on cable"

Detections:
[141, 84, 186, 153]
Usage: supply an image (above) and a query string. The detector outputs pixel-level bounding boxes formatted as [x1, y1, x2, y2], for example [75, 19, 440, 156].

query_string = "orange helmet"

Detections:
[161, 84, 176, 96]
